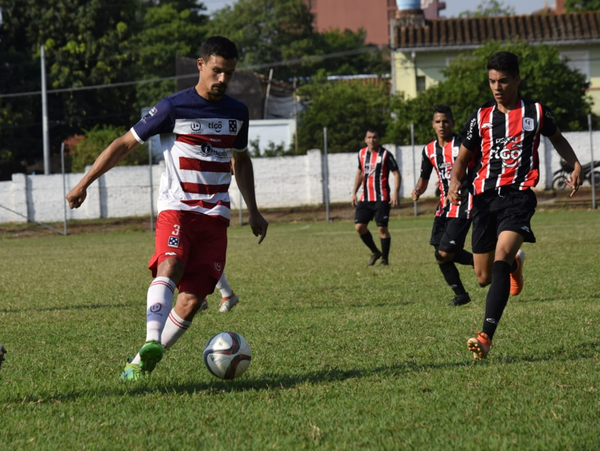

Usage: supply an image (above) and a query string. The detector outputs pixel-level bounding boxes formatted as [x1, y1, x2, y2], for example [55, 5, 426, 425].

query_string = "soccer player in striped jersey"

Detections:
[66, 36, 268, 379]
[449, 52, 582, 360]
[352, 129, 401, 266]
[412, 105, 474, 306]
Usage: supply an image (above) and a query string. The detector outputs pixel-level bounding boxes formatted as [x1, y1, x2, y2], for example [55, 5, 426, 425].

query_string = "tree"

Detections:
[458, 0, 515, 17]
[385, 40, 592, 146]
[565, 0, 600, 11]
[297, 72, 390, 154]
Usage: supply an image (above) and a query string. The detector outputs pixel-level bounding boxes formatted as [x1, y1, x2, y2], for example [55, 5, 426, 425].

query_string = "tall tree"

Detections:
[385, 40, 592, 146]
[458, 0, 516, 17]
[565, 0, 600, 11]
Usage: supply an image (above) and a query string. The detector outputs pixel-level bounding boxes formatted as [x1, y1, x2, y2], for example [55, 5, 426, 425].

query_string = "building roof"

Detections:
[392, 11, 600, 51]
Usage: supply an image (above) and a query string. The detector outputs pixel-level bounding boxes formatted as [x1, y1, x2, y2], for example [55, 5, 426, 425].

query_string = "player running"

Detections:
[449, 51, 582, 360]
[412, 105, 474, 306]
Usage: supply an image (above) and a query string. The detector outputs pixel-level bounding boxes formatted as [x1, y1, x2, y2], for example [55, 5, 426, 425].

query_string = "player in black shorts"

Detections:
[412, 105, 474, 306]
[351, 128, 401, 266]
[449, 52, 582, 360]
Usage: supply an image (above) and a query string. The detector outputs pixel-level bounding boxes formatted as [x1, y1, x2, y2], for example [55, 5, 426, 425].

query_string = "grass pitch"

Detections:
[0, 209, 599, 450]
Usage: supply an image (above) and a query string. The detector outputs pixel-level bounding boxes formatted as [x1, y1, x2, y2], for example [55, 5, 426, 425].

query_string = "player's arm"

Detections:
[67, 131, 140, 209]
[351, 168, 363, 207]
[390, 170, 401, 208]
[548, 131, 582, 197]
[232, 149, 268, 244]
[412, 178, 429, 201]
[448, 144, 471, 205]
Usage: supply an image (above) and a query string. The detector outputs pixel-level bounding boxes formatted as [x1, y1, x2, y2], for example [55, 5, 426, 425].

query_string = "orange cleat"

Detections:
[510, 249, 525, 296]
[467, 331, 492, 360]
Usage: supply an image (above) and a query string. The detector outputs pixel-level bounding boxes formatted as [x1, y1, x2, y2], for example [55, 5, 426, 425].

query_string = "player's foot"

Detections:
[219, 293, 239, 313]
[138, 340, 165, 373]
[449, 293, 471, 306]
[510, 249, 525, 296]
[120, 360, 144, 381]
[198, 298, 208, 312]
[467, 331, 492, 360]
[367, 251, 382, 266]
[379, 259, 389, 266]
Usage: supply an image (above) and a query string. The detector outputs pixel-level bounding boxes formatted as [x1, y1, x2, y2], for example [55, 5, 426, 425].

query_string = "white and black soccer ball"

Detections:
[203, 331, 252, 379]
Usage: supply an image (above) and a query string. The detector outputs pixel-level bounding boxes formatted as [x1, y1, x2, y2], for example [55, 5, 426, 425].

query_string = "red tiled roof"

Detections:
[392, 12, 600, 50]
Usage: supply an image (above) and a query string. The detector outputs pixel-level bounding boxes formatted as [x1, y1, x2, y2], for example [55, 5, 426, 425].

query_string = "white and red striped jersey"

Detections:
[357, 146, 399, 202]
[131, 87, 249, 223]
[462, 98, 557, 195]
[420, 135, 472, 219]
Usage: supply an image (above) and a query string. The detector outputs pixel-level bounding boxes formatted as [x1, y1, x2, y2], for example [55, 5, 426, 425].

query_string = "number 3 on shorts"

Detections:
[172, 224, 181, 236]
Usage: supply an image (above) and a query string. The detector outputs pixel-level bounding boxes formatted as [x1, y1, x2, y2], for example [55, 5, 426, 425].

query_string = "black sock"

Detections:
[510, 258, 518, 273]
[381, 237, 391, 261]
[454, 249, 474, 267]
[360, 231, 380, 254]
[482, 261, 511, 340]
[439, 261, 466, 296]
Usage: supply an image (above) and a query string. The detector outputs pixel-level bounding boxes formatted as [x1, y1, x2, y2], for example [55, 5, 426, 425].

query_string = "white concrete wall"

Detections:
[0, 131, 597, 224]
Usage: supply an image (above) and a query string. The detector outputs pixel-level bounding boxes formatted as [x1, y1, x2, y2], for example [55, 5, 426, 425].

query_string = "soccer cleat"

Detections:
[138, 340, 165, 373]
[120, 360, 144, 381]
[449, 293, 471, 306]
[367, 251, 382, 266]
[219, 293, 239, 313]
[379, 259, 389, 266]
[467, 331, 492, 360]
[198, 298, 208, 312]
[510, 249, 525, 296]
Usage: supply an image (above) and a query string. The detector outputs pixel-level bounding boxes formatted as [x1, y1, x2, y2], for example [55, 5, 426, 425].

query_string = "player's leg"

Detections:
[355, 202, 381, 264]
[217, 272, 239, 313]
[375, 201, 392, 265]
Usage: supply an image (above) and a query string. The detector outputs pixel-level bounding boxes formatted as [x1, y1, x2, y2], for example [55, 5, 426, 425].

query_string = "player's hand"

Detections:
[411, 189, 420, 202]
[248, 212, 268, 244]
[351, 194, 358, 208]
[390, 194, 399, 208]
[565, 162, 582, 197]
[67, 185, 87, 209]
[447, 180, 461, 206]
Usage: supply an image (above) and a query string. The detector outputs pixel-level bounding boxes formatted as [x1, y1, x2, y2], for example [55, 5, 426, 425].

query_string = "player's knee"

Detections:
[355, 223, 367, 234]
[477, 274, 491, 287]
[434, 249, 452, 263]
[177, 293, 205, 317]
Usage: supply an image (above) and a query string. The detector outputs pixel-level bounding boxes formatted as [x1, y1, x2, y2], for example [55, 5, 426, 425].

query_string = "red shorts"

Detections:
[149, 210, 227, 298]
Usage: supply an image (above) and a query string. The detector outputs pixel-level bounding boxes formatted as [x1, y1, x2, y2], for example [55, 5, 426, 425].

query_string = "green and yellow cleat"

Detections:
[138, 340, 165, 373]
[120, 360, 144, 381]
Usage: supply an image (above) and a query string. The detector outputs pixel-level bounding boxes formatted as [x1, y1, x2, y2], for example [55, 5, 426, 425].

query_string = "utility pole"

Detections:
[41, 45, 51, 175]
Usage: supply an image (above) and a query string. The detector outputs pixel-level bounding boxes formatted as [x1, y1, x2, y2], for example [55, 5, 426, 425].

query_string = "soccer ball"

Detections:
[203, 331, 252, 379]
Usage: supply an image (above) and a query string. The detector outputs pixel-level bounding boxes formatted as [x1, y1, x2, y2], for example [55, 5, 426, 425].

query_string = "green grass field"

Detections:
[1, 209, 599, 450]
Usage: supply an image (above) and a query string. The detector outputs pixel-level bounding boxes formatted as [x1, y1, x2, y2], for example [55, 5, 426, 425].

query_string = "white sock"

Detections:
[216, 272, 233, 298]
[161, 309, 193, 349]
[145, 276, 176, 343]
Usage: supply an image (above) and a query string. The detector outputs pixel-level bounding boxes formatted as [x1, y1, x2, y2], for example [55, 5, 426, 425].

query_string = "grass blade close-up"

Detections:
[0, 209, 599, 451]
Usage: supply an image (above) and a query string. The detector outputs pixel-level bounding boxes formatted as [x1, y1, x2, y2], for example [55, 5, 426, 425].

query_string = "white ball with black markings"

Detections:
[203, 331, 252, 379]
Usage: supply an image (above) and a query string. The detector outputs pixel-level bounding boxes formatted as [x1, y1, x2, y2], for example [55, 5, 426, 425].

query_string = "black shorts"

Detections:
[471, 187, 537, 254]
[354, 201, 391, 227]
[430, 216, 472, 253]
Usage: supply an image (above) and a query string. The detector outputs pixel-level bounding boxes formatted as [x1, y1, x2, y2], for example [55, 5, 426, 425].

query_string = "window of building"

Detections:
[416, 75, 426, 92]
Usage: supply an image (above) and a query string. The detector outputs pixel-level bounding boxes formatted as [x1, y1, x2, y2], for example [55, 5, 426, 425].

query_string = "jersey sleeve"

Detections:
[130, 97, 175, 144]
[232, 105, 250, 151]
[540, 104, 558, 137]
[419, 147, 434, 180]
[385, 150, 399, 172]
[460, 111, 481, 152]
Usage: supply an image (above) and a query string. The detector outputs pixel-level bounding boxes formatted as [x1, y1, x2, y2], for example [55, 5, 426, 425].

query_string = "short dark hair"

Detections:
[200, 36, 238, 61]
[365, 128, 379, 137]
[487, 51, 520, 77]
[433, 104, 454, 121]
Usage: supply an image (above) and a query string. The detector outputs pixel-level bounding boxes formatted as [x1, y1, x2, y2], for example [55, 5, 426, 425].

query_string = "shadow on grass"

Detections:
[0, 303, 131, 314]
[5, 341, 597, 404]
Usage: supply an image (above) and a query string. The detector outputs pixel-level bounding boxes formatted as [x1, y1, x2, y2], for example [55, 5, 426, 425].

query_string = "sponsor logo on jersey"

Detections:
[208, 121, 223, 133]
[149, 107, 158, 116]
[191, 121, 202, 132]
[452, 146, 460, 157]
[229, 120, 238, 133]
[196, 142, 230, 160]
[523, 117, 534, 131]
[491, 137, 522, 168]
[168, 236, 180, 248]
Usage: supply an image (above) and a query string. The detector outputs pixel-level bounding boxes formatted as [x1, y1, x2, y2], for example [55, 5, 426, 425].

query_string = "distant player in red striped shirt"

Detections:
[412, 105, 474, 306]
[352, 128, 401, 266]
[449, 52, 582, 360]
[66, 36, 268, 379]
